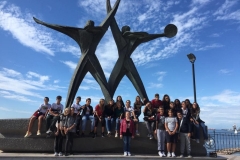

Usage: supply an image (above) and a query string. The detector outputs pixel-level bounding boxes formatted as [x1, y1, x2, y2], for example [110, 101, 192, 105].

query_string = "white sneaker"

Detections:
[172, 152, 176, 157]
[54, 152, 58, 156]
[115, 132, 118, 138]
[167, 152, 171, 157]
[37, 130, 41, 136]
[24, 131, 32, 138]
[128, 152, 131, 156]
[162, 152, 166, 157]
[149, 135, 153, 140]
[188, 155, 192, 158]
[46, 129, 52, 134]
[158, 151, 163, 157]
[58, 152, 63, 156]
[136, 131, 140, 136]
[179, 154, 184, 158]
[123, 152, 127, 156]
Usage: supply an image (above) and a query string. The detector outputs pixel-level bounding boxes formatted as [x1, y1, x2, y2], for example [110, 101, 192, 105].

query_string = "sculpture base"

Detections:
[0, 119, 207, 156]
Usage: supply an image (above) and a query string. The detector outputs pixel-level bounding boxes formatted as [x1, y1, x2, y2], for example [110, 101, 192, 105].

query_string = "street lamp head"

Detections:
[187, 53, 196, 63]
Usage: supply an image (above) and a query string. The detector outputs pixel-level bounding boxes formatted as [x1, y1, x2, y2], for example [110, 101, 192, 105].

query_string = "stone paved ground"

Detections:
[0, 150, 238, 160]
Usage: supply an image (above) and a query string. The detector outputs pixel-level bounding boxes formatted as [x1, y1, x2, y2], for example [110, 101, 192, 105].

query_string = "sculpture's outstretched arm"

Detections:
[106, 0, 127, 50]
[100, 0, 120, 30]
[33, 17, 82, 43]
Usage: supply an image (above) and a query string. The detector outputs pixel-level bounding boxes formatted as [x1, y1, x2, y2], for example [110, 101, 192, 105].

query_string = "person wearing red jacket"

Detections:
[120, 111, 135, 156]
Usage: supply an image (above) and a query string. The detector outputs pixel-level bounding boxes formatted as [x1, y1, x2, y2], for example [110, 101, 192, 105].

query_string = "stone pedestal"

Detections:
[0, 119, 207, 156]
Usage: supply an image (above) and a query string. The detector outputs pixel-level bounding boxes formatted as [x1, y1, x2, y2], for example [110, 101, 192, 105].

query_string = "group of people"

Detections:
[24, 93, 208, 157]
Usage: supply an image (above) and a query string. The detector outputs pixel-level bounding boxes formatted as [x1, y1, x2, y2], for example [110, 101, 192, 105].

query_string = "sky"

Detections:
[0, 0, 240, 129]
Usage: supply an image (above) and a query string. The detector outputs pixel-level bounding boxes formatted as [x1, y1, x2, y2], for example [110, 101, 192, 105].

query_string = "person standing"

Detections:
[120, 111, 135, 156]
[46, 96, 63, 137]
[165, 109, 178, 157]
[155, 107, 166, 157]
[177, 111, 192, 158]
[54, 108, 69, 156]
[151, 93, 162, 110]
[64, 107, 77, 156]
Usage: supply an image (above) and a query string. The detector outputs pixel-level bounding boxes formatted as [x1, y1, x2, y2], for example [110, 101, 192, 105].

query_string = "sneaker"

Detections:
[136, 131, 140, 136]
[58, 152, 63, 156]
[167, 152, 171, 157]
[149, 134, 153, 140]
[24, 131, 32, 138]
[128, 152, 131, 156]
[101, 132, 105, 138]
[123, 152, 127, 156]
[196, 139, 200, 143]
[46, 129, 52, 134]
[188, 155, 192, 158]
[179, 154, 184, 158]
[107, 131, 111, 137]
[115, 132, 118, 138]
[172, 152, 176, 157]
[54, 152, 58, 156]
[37, 130, 41, 136]
[162, 152, 166, 157]
[158, 151, 163, 157]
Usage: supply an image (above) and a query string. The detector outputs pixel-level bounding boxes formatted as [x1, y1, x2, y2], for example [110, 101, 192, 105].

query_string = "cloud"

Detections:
[210, 33, 220, 37]
[0, 1, 55, 56]
[61, 61, 77, 70]
[214, 0, 240, 22]
[218, 69, 232, 75]
[156, 71, 167, 81]
[0, 106, 31, 114]
[54, 80, 59, 84]
[195, 43, 224, 51]
[147, 82, 163, 89]
[0, 67, 65, 102]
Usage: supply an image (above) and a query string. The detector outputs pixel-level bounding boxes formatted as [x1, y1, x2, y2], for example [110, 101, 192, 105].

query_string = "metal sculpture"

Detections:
[33, 0, 120, 107]
[106, 0, 177, 101]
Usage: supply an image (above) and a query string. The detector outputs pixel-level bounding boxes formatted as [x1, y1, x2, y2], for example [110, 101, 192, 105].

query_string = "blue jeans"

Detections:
[123, 136, 131, 152]
[193, 122, 208, 140]
[105, 117, 114, 132]
[81, 114, 94, 132]
[115, 118, 122, 131]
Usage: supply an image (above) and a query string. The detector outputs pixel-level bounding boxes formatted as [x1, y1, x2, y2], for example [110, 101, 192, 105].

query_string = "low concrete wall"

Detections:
[0, 119, 207, 156]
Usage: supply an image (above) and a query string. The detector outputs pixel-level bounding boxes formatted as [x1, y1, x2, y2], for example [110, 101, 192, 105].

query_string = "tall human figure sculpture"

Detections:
[107, 0, 178, 101]
[33, 0, 120, 107]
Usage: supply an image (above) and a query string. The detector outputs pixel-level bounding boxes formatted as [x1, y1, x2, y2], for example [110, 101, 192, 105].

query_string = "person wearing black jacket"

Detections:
[177, 111, 192, 158]
[81, 98, 94, 136]
[104, 100, 115, 136]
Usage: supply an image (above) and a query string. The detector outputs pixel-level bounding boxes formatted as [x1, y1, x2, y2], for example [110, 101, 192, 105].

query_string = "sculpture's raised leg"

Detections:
[125, 58, 149, 101]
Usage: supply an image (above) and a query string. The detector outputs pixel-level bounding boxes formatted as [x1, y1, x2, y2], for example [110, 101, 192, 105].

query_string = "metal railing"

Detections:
[205, 130, 240, 155]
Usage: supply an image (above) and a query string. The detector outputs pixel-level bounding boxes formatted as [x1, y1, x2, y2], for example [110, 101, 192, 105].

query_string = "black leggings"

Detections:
[54, 132, 63, 153]
[94, 117, 105, 127]
[65, 132, 74, 153]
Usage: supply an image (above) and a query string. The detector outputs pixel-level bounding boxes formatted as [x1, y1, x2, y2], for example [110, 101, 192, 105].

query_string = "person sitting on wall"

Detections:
[81, 98, 95, 136]
[71, 96, 82, 136]
[124, 100, 138, 122]
[133, 95, 143, 136]
[46, 95, 63, 137]
[143, 101, 156, 140]
[104, 99, 115, 137]
[24, 97, 51, 138]
[114, 101, 124, 138]
[93, 99, 106, 138]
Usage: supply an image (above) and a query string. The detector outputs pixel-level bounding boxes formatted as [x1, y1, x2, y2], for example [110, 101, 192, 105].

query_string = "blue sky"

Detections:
[0, 0, 240, 129]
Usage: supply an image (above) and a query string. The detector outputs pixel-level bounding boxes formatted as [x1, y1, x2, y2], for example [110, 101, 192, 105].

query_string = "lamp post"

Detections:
[187, 53, 197, 103]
